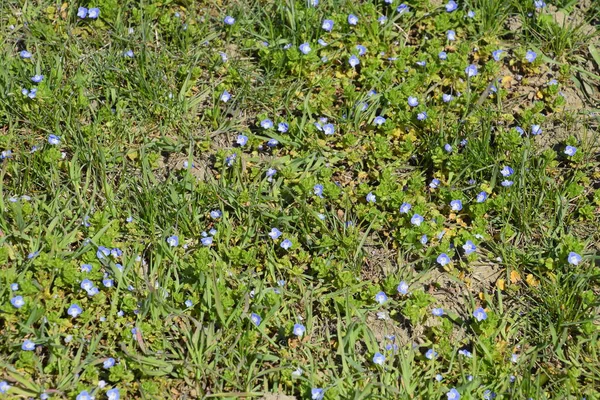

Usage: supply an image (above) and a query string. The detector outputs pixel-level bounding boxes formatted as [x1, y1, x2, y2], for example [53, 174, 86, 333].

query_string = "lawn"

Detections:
[1, 0, 600, 399]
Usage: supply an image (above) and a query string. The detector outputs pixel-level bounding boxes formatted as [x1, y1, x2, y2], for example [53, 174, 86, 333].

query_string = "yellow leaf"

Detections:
[510, 270, 521, 283]
[536, 91, 544, 99]
[497, 279, 505, 291]
[525, 274, 539, 287]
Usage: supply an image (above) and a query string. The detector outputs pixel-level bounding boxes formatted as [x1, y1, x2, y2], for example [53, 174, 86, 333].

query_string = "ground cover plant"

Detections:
[1, 0, 600, 398]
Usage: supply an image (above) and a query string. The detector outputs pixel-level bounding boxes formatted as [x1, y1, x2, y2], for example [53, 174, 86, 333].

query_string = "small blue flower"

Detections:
[11, 295, 25, 308]
[88, 8, 100, 19]
[267, 139, 278, 148]
[411, 214, 424, 226]
[462, 240, 476, 255]
[308, 0, 319, 6]
[432, 307, 444, 316]
[397, 281, 409, 295]
[465, 64, 478, 77]
[322, 123, 335, 135]
[473, 307, 487, 321]
[281, 239, 293, 250]
[417, 111, 428, 121]
[269, 228, 282, 239]
[408, 96, 419, 107]
[97, 246, 110, 260]
[48, 134, 60, 145]
[426, 349, 438, 359]
[397, 4, 410, 14]
[322, 19, 334, 31]
[446, 30, 456, 41]
[87, 286, 99, 296]
[416, 60, 426, 67]
[260, 119, 273, 129]
[348, 14, 358, 25]
[373, 352, 386, 365]
[107, 388, 120, 400]
[201, 237, 213, 246]
[568, 252, 582, 265]
[103, 278, 114, 287]
[266, 168, 277, 181]
[531, 124, 542, 135]
[378, 15, 388, 24]
[22, 339, 36, 351]
[220, 90, 231, 102]
[476, 192, 488, 203]
[10, 283, 19, 291]
[224, 16, 235, 25]
[77, 7, 88, 18]
[400, 202, 411, 213]
[366, 192, 376, 203]
[67, 303, 83, 318]
[492, 49, 504, 61]
[445, 0, 458, 12]
[534, 0, 547, 8]
[81, 263, 92, 273]
[299, 43, 311, 55]
[564, 146, 577, 156]
[420, 234, 428, 245]
[311, 388, 324, 400]
[459, 349, 473, 357]
[439, 51, 448, 60]
[525, 50, 537, 63]
[20, 50, 32, 59]
[501, 180, 514, 187]
[437, 253, 451, 266]
[375, 291, 388, 304]
[442, 93, 453, 102]
[467, 10, 475, 18]
[450, 200, 463, 211]
[447, 388, 460, 400]
[356, 45, 367, 56]
[250, 313, 262, 326]
[501, 165, 514, 177]
[210, 210, 222, 219]
[167, 235, 179, 247]
[124, 49, 134, 58]
[314, 184, 324, 198]
[293, 323, 306, 337]
[81, 279, 94, 292]
[278, 122, 289, 132]
[511, 353, 519, 363]
[318, 38, 328, 47]
[236, 134, 248, 146]
[0, 381, 11, 394]
[103, 357, 116, 369]
[349, 55, 360, 68]
[31, 74, 44, 83]
[76, 390, 92, 400]
[111, 248, 122, 258]
[185, 299, 193, 307]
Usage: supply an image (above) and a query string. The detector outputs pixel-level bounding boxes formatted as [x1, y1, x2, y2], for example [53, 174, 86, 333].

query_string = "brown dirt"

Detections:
[261, 394, 297, 400]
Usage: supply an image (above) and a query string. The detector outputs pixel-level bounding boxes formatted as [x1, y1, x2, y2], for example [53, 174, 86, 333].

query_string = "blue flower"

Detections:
[420, 234, 428, 245]
[293, 323, 306, 337]
[87, 286, 99, 296]
[476, 191, 488, 203]
[443, 93, 454, 102]
[311, 388, 324, 400]
[77, 7, 88, 18]
[220, 90, 231, 102]
[378, 15, 387, 24]
[445, 0, 458, 12]
[366, 192, 376, 203]
[210, 210, 222, 219]
[111, 248, 122, 258]
[437, 253, 451, 266]
[103, 278, 114, 287]
[97, 246, 110, 260]
[81, 263, 92, 273]
[10, 283, 19, 291]
[447, 30, 456, 41]
[356, 45, 367, 56]
[492, 49, 504, 61]
[458, 349, 472, 357]
[185, 299, 193, 307]
[473, 307, 487, 321]
[400, 202, 411, 213]
[373, 352, 386, 365]
[450, 200, 463, 211]
[322, 19, 333, 31]
[269, 228, 282, 239]
[432, 307, 444, 316]
[308, 0, 319, 6]
[76, 390, 92, 400]
[397, 281, 409, 295]
[103, 357, 116, 369]
[525, 50, 537, 63]
[266, 168, 277, 181]
[250, 313, 262, 326]
[447, 388, 460, 400]
[375, 291, 388, 304]
[299, 43, 311, 55]
[11, 295, 24, 308]
[462, 240, 476, 255]
[568, 252, 582, 265]
[48, 134, 60, 145]
[531, 124, 542, 135]
[201, 237, 213, 246]
[0, 381, 11, 394]
[31, 74, 44, 83]
[417, 111, 427, 121]
[80, 279, 94, 292]
[534, 0, 547, 8]
[167, 235, 179, 247]
[318, 38, 328, 47]
[107, 388, 120, 400]
[277, 122, 289, 133]
[224, 16, 235, 25]
[314, 184, 324, 198]
[465, 64, 478, 77]
[236, 134, 248, 146]
[397, 4, 410, 13]
[24, 88, 37, 99]
[88, 8, 100, 19]
[564, 145, 577, 156]
[501, 180, 514, 187]
[349, 55, 360, 68]
[20, 50, 32, 59]
[467, 10, 475, 18]
[281, 239, 293, 250]
[22, 339, 36, 351]
[411, 214, 424, 226]
[416, 60, 426, 67]
[500, 165, 514, 177]
[68, 304, 83, 318]
[124, 49, 134, 58]
[511, 353, 519, 363]
[439, 51, 448, 60]
[348, 14, 358, 25]
[266, 139, 278, 148]
[260, 119, 274, 129]
[426, 349, 438, 359]
[408, 96, 419, 107]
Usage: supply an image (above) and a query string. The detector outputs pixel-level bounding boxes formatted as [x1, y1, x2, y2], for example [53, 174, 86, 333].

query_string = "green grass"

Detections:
[1, 0, 600, 399]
